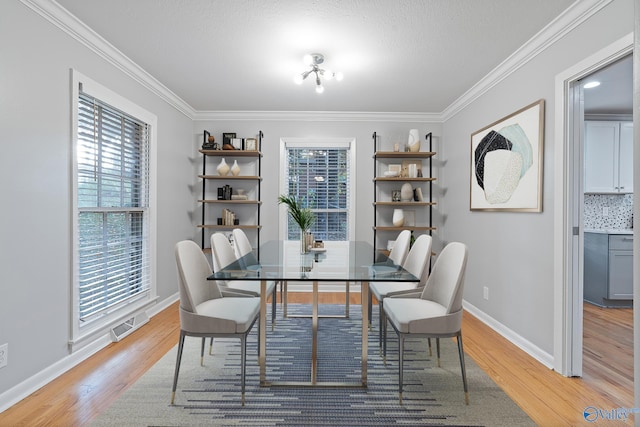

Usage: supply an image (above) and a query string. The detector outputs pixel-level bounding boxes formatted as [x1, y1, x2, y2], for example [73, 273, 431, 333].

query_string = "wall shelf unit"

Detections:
[372, 132, 436, 256]
[198, 131, 263, 254]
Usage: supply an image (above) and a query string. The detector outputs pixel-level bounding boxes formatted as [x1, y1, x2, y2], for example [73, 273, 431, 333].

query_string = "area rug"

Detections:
[91, 304, 534, 426]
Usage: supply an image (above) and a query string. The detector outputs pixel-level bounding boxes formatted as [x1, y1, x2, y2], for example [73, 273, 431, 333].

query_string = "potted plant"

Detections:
[278, 194, 315, 253]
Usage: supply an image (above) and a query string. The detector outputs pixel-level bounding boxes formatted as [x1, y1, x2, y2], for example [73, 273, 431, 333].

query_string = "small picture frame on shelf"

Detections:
[403, 210, 416, 227]
[222, 132, 236, 149]
[231, 138, 243, 150]
[245, 138, 258, 151]
[401, 160, 422, 178]
[391, 190, 401, 202]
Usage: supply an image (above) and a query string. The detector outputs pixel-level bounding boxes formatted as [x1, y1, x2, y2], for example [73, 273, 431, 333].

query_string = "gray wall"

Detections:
[442, 0, 634, 356]
[0, 1, 194, 398]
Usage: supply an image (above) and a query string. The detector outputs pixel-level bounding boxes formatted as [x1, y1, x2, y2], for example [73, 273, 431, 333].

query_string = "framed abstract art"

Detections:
[470, 99, 545, 212]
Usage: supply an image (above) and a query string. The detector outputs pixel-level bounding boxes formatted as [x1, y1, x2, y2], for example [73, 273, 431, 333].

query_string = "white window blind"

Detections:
[284, 146, 350, 240]
[76, 92, 151, 322]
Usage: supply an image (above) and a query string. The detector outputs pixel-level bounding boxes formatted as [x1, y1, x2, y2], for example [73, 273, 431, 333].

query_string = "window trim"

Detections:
[70, 69, 157, 349]
[279, 137, 356, 241]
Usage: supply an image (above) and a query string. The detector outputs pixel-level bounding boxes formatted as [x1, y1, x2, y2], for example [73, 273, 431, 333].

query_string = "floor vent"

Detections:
[110, 312, 149, 342]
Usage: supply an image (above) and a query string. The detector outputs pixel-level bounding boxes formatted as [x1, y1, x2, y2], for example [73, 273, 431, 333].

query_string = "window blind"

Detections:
[285, 147, 350, 240]
[76, 93, 151, 322]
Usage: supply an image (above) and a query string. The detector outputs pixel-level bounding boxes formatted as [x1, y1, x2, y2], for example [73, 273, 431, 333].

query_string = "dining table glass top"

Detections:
[209, 240, 419, 283]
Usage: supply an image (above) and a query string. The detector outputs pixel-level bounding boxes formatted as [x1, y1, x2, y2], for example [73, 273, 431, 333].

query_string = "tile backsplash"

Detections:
[584, 194, 633, 229]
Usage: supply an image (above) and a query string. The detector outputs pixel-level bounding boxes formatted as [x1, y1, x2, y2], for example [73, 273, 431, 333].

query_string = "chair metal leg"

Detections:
[378, 300, 384, 351]
[398, 334, 405, 404]
[428, 338, 432, 356]
[345, 281, 350, 317]
[367, 292, 372, 328]
[382, 311, 388, 365]
[436, 337, 441, 367]
[457, 334, 470, 405]
[200, 337, 206, 366]
[283, 281, 288, 317]
[209, 337, 214, 355]
[241, 334, 247, 406]
[271, 286, 277, 330]
[171, 332, 186, 404]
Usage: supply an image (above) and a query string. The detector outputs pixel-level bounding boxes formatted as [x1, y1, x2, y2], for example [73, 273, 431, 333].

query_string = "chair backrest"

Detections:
[211, 233, 237, 271]
[232, 228, 253, 258]
[402, 234, 432, 284]
[388, 229, 411, 266]
[421, 242, 468, 314]
[175, 240, 222, 314]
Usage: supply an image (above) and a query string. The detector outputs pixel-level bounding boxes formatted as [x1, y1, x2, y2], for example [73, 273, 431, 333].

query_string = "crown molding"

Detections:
[441, 0, 613, 121]
[24, 0, 612, 124]
[21, 0, 196, 119]
[192, 110, 442, 123]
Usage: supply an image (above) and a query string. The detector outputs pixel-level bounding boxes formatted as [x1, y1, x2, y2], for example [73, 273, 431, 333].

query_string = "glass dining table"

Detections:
[209, 240, 419, 387]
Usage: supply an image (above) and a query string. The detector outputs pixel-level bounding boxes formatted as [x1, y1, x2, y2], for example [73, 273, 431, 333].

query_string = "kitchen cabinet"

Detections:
[584, 121, 633, 193]
[584, 231, 633, 307]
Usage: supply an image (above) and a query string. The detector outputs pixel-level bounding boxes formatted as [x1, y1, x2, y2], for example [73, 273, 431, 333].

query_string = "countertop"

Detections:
[585, 229, 633, 235]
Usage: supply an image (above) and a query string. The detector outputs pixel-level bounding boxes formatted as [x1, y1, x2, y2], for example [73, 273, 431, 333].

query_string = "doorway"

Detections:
[553, 33, 633, 377]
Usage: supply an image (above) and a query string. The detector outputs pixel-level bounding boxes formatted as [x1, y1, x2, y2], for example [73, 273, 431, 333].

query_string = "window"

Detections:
[71, 71, 156, 346]
[281, 138, 355, 241]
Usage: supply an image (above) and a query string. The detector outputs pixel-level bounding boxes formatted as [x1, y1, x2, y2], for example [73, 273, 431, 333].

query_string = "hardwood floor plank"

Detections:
[0, 294, 632, 426]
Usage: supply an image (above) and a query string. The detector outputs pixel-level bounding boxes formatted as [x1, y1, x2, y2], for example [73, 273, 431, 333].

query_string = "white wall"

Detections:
[0, 1, 194, 401]
[442, 0, 634, 358]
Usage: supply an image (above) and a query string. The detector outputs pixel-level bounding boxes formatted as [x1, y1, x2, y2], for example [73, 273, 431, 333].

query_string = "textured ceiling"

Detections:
[56, 0, 577, 113]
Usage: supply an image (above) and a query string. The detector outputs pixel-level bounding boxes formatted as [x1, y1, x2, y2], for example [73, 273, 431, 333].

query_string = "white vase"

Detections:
[230, 160, 240, 176]
[408, 129, 420, 152]
[392, 209, 405, 227]
[400, 182, 413, 202]
[217, 158, 230, 176]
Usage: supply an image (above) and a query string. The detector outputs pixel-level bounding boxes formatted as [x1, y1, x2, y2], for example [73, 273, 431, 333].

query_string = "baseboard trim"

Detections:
[0, 293, 179, 414]
[463, 300, 554, 369]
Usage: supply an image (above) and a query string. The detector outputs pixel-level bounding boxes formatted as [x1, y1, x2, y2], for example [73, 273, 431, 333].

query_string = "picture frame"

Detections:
[245, 137, 258, 151]
[470, 99, 545, 212]
[231, 138, 243, 150]
[401, 160, 422, 178]
[222, 132, 236, 148]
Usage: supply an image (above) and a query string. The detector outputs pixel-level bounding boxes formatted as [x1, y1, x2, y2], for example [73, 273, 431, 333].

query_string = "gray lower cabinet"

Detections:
[584, 232, 633, 307]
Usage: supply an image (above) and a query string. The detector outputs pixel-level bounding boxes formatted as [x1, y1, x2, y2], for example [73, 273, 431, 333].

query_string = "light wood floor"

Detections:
[0, 293, 632, 426]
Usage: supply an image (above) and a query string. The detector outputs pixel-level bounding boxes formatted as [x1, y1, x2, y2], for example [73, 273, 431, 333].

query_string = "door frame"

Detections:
[553, 33, 633, 376]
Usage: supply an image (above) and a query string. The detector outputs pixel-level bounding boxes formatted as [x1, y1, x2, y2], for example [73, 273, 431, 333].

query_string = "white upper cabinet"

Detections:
[584, 121, 633, 193]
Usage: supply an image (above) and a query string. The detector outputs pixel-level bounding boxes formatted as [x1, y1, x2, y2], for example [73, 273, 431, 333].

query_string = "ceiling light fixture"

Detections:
[584, 81, 601, 89]
[294, 53, 343, 94]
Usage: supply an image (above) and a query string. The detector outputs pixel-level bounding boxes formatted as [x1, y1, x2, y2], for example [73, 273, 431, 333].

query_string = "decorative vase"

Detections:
[400, 182, 413, 202]
[300, 229, 312, 254]
[408, 129, 420, 152]
[217, 158, 230, 176]
[392, 209, 405, 227]
[230, 160, 240, 176]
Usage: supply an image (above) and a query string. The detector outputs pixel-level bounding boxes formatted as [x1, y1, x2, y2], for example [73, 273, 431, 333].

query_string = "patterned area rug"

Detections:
[91, 304, 534, 426]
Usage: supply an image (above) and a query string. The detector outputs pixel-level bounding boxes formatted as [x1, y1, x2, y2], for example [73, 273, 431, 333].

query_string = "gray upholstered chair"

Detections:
[383, 241, 469, 404]
[370, 234, 432, 349]
[172, 240, 259, 406]
[368, 229, 412, 323]
[211, 232, 277, 325]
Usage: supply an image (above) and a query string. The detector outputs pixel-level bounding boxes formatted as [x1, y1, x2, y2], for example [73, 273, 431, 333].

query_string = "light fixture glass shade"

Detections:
[293, 74, 304, 85]
[315, 84, 324, 94]
[334, 72, 344, 81]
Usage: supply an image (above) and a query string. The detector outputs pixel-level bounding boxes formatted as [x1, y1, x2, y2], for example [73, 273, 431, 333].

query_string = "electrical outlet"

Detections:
[483, 286, 489, 300]
[0, 343, 7, 369]
[603, 207, 609, 216]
